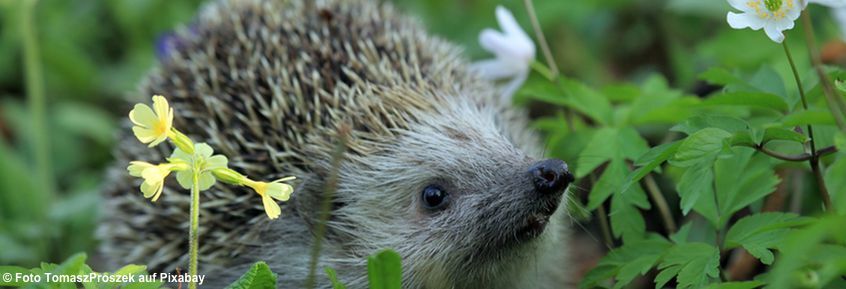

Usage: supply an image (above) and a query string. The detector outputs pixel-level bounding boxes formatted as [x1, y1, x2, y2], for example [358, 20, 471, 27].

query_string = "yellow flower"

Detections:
[129, 95, 174, 147]
[127, 161, 187, 202]
[245, 177, 295, 219]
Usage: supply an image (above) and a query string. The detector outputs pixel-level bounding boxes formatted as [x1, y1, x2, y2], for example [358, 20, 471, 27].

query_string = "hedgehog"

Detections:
[98, 0, 575, 288]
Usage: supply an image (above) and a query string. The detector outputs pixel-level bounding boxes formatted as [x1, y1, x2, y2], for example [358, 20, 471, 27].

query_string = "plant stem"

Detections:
[305, 127, 349, 289]
[189, 170, 200, 289]
[643, 174, 677, 234]
[783, 42, 833, 211]
[21, 0, 54, 199]
[522, 0, 559, 79]
[755, 145, 837, 162]
[800, 11, 846, 132]
[595, 204, 614, 249]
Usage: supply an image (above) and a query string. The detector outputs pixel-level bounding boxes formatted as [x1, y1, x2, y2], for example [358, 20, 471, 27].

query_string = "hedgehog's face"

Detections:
[328, 100, 572, 287]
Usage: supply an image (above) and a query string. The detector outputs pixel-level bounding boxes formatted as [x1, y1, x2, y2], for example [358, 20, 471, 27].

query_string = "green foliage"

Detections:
[224, 262, 277, 289]
[0, 253, 165, 289]
[324, 267, 346, 289]
[367, 249, 402, 289]
[529, 39, 846, 288]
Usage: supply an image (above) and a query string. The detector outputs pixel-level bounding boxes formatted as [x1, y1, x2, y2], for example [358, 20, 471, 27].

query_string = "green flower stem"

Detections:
[783, 41, 833, 211]
[522, 0, 559, 79]
[21, 0, 55, 199]
[530, 61, 555, 82]
[799, 11, 846, 132]
[189, 169, 200, 289]
[305, 128, 349, 289]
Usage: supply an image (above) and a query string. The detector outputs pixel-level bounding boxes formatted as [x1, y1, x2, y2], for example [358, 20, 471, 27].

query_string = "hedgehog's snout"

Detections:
[527, 159, 573, 196]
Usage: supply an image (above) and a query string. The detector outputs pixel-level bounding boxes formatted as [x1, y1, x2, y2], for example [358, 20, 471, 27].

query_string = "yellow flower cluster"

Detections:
[126, 95, 295, 219]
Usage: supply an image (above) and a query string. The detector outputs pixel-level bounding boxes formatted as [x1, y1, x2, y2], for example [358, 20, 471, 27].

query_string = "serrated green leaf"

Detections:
[702, 92, 788, 112]
[610, 191, 649, 243]
[324, 267, 347, 289]
[725, 212, 812, 265]
[582, 238, 672, 289]
[576, 128, 618, 178]
[673, 128, 733, 168]
[677, 161, 718, 225]
[673, 115, 749, 136]
[714, 149, 780, 224]
[368, 249, 402, 289]
[579, 264, 617, 289]
[670, 223, 692, 244]
[703, 281, 765, 289]
[520, 77, 613, 125]
[588, 160, 624, 210]
[224, 262, 277, 289]
[657, 243, 720, 289]
[654, 265, 681, 289]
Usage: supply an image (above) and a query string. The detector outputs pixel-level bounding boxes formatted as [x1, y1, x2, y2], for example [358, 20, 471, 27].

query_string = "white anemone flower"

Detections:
[726, 0, 803, 43]
[472, 6, 536, 101]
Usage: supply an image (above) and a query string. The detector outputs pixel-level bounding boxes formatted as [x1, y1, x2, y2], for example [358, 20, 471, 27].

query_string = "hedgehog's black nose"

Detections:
[528, 159, 573, 195]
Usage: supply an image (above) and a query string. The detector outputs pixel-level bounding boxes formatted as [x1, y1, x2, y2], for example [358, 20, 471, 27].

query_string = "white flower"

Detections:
[726, 0, 803, 43]
[472, 6, 536, 101]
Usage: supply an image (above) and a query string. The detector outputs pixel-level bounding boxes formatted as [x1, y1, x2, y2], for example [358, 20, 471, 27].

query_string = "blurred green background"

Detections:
[0, 0, 842, 270]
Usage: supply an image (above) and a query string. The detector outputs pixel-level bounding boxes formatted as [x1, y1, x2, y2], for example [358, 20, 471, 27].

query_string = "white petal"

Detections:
[495, 6, 535, 53]
[471, 59, 521, 80]
[727, 12, 765, 30]
[764, 24, 786, 43]
[479, 29, 519, 58]
[727, 0, 751, 11]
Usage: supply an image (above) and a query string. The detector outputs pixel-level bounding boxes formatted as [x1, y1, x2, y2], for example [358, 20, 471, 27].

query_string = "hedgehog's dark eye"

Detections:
[421, 185, 448, 210]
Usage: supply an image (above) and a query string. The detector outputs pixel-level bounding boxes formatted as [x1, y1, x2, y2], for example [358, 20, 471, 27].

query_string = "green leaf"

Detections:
[725, 212, 812, 265]
[621, 141, 682, 195]
[580, 238, 672, 289]
[368, 249, 402, 289]
[587, 160, 624, 210]
[589, 159, 649, 211]
[224, 262, 278, 289]
[703, 281, 765, 289]
[576, 128, 617, 177]
[781, 110, 837, 126]
[0, 266, 31, 287]
[657, 243, 720, 289]
[702, 92, 788, 112]
[767, 215, 846, 289]
[699, 67, 750, 88]
[714, 149, 780, 224]
[610, 188, 650, 244]
[826, 157, 846, 214]
[673, 115, 749, 136]
[324, 267, 347, 289]
[520, 77, 613, 125]
[672, 128, 733, 168]
[677, 160, 718, 225]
